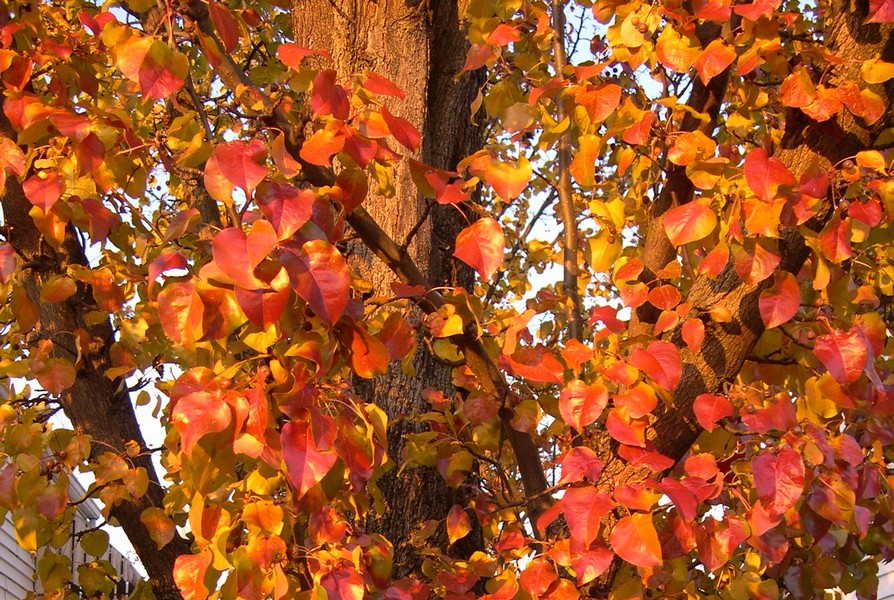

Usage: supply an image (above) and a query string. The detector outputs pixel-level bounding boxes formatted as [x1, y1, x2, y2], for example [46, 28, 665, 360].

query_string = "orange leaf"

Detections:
[693, 40, 736, 85]
[453, 218, 505, 279]
[663, 201, 717, 245]
[280, 239, 350, 325]
[173, 551, 212, 600]
[559, 380, 608, 431]
[759, 271, 800, 329]
[447, 505, 472, 544]
[610, 513, 663, 567]
[485, 156, 532, 200]
[281, 417, 338, 500]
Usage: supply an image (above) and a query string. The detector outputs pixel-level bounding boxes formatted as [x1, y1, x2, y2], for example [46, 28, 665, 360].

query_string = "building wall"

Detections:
[0, 478, 141, 598]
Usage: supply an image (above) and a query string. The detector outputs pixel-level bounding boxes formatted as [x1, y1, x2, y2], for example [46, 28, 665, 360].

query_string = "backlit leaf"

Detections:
[382, 106, 420, 152]
[281, 240, 350, 325]
[663, 202, 717, 246]
[693, 393, 734, 431]
[629, 340, 682, 390]
[212, 220, 279, 290]
[453, 218, 505, 280]
[485, 156, 532, 200]
[204, 139, 268, 202]
[446, 505, 472, 544]
[744, 148, 795, 201]
[563, 486, 614, 547]
[694, 40, 736, 84]
[281, 418, 338, 500]
[814, 328, 867, 384]
[116, 36, 187, 99]
[610, 513, 663, 567]
[172, 391, 232, 456]
[752, 447, 805, 517]
[759, 271, 800, 329]
[559, 379, 608, 432]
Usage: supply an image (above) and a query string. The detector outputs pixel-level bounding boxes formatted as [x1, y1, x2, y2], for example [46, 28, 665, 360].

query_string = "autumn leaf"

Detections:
[743, 148, 795, 201]
[694, 39, 736, 84]
[23, 171, 63, 212]
[692, 393, 734, 431]
[559, 379, 608, 432]
[171, 391, 232, 456]
[211, 220, 279, 290]
[382, 106, 421, 152]
[663, 201, 717, 246]
[814, 328, 868, 384]
[752, 447, 805, 517]
[629, 340, 682, 391]
[563, 486, 615, 547]
[281, 418, 338, 500]
[204, 139, 269, 203]
[280, 239, 350, 325]
[141, 507, 176, 550]
[116, 36, 188, 99]
[208, 1, 241, 53]
[312, 69, 350, 120]
[759, 271, 800, 329]
[453, 218, 505, 280]
[558, 446, 604, 485]
[485, 156, 532, 200]
[446, 505, 472, 544]
[610, 513, 663, 567]
[867, 0, 894, 22]
[173, 552, 213, 600]
[255, 181, 315, 240]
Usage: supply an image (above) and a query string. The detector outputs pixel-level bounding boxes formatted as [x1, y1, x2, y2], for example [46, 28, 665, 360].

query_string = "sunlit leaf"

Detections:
[453, 218, 505, 280]
[610, 513, 662, 567]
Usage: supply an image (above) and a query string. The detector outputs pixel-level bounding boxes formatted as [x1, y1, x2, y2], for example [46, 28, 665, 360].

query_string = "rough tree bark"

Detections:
[0, 110, 191, 600]
[291, 0, 489, 575]
[588, 0, 894, 592]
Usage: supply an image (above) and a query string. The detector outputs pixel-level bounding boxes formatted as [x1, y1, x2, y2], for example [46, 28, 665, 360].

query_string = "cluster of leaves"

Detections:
[0, 0, 893, 599]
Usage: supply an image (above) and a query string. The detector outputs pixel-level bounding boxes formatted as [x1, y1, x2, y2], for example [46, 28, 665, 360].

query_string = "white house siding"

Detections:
[0, 477, 141, 598]
[0, 513, 36, 599]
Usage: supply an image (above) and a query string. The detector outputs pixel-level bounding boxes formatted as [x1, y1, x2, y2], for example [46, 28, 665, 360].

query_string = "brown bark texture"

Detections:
[588, 0, 894, 592]
[291, 0, 489, 575]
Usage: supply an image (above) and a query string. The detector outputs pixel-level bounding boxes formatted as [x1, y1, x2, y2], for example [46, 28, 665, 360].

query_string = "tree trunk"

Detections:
[0, 112, 191, 600]
[291, 0, 486, 576]
[588, 0, 894, 592]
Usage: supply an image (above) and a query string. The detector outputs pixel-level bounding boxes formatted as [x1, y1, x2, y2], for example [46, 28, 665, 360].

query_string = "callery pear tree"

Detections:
[1, 0, 894, 599]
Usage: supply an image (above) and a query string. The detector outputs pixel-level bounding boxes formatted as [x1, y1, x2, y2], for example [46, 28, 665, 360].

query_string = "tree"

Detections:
[0, 0, 893, 598]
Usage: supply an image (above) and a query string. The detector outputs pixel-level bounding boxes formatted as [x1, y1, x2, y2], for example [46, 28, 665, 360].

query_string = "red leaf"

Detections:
[158, 281, 204, 347]
[280, 240, 350, 325]
[647, 284, 681, 310]
[278, 43, 318, 69]
[363, 71, 406, 98]
[208, 1, 240, 52]
[663, 202, 717, 246]
[348, 324, 389, 379]
[453, 218, 505, 280]
[235, 268, 291, 328]
[116, 36, 187, 99]
[520, 558, 557, 597]
[558, 447, 604, 485]
[211, 220, 278, 290]
[868, 0, 894, 23]
[312, 69, 350, 120]
[255, 181, 315, 240]
[629, 340, 682, 390]
[814, 328, 867, 384]
[300, 123, 346, 167]
[505, 345, 565, 384]
[610, 513, 663, 567]
[572, 83, 622, 124]
[322, 567, 365, 600]
[382, 106, 420, 152]
[563, 486, 615, 547]
[559, 380, 608, 432]
[173, 552, 212, 600]
[682, 318, 705, 352]
[204, 139, 268, 202]
[692, 393, 734, 431]
[446, 505, 472, 544]
[759, 271, 800, 329]
[752, 447, 805, 517]
[23, 171, 62, 212]
[732, 240, 780, 285]
[606, 407, 648, 447]
[743, 148, 795, 201]
[172, 391, 232, 456]
[614, 383, 658, 418]
[817, 217, 853, 263]
[377, 313, 415, 361]
[693, 40, 736, 84]
[572, 546, 614, 585]
[0, 243, 15, 283]
[281, 417, 338, 500]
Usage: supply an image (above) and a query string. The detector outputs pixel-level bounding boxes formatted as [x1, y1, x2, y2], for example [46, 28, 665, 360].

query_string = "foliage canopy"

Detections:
[1, 0, 894, 599]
